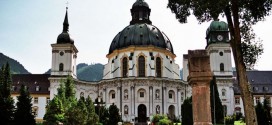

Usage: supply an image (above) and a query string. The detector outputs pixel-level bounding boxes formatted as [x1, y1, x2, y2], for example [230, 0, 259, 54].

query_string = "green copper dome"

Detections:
[206, 20, 229, 46]
[206, 21, 228, 36]
[109, 24, 174, 54]
[108, 0, 174, 54]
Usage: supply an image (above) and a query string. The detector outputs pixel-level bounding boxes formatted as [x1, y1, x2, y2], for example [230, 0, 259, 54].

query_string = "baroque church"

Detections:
[49, 0, 186, 122]
[10, 0, 272, 123]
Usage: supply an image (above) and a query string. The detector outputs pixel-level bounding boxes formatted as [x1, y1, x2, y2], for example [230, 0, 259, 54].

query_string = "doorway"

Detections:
[138, 104, 147, 122]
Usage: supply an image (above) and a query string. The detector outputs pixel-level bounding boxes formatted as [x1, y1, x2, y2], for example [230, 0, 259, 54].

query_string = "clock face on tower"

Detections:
[217, 35, 223, 41]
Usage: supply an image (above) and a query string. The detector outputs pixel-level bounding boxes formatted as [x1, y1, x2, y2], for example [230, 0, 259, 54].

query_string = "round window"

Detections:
[219, 52, 223, 56]
[60, 51, 64, 56]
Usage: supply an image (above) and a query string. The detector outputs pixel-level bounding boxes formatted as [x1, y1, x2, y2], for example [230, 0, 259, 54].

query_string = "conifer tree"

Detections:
[255, 99, 272, 125]
[255, 101, 265, 125]
[65, 97, 88, 125]
[43, 96, 65, 125]
[108, 103, 121, 125]
[0, 63, 15, 125]
[181, 97, 193, 125]
[64, 76, 75, 99]
[263, 98, 272, 124]
[210, 77, 224, 123]
[85, 96, 99, 125]
[13, 84, 36, 125]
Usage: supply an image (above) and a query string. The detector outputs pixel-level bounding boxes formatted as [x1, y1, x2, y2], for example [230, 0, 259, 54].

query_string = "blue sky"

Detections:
[1, 0, 272, 74]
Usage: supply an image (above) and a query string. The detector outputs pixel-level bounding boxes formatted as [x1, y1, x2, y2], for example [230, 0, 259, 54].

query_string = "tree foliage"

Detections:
[45, 76, 99, 125]
[0, 63, 15, 125]
[108, 103, 121, 125]
[210, 77, 224, 123]
[65, 97, 88, 125]
[181, 97, 193, 125]
[86, 96, 99, 125]
[43, 96, 65, 125]
[44, 76, 77, 125]
[167, 0, 272, 124]
[13, 84, 36, 125]
[255, 99, 272, 125]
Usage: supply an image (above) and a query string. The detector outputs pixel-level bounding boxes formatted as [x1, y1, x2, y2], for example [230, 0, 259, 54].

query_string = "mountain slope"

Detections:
[44, 63, 104, 82]
[0, 53, 30, 74]
[77, 63, 104, 81]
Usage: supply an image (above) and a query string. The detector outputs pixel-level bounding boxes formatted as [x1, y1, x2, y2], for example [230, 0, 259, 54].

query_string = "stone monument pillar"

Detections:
[187, 50, 213, 125]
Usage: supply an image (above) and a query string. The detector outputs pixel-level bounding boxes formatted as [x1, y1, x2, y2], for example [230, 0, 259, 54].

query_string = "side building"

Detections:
[11, 74, 50, 123]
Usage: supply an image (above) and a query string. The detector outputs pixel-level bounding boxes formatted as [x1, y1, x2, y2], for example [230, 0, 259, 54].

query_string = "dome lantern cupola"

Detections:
[57, 7, 74, 44]
[206, 20, 229, 46]
[130, 0, 152, 25]
[108, 0, 174, 55]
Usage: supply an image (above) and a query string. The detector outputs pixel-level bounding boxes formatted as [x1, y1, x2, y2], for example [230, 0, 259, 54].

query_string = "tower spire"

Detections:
[63, 7, 69, 32]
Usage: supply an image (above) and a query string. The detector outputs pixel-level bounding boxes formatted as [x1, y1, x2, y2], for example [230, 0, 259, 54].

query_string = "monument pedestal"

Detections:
[187, 50, 213, 125]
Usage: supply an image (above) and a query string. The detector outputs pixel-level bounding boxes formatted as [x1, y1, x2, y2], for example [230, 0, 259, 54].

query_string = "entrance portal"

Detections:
[138, 104, 147, 122]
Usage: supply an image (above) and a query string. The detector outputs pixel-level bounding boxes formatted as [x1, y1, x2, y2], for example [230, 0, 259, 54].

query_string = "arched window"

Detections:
[222, 89, 226, 96]
[156, 57, 162, 77]
[138, 56, 145, 77]
[124, 105, 129, 115]
[59, 63, 64, 71]
[122, 57, 128, 77]
[220, 63, 224, 72]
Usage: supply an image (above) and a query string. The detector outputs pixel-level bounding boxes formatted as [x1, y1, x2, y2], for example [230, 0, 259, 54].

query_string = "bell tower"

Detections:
[49, 8, 78, 99]
[50, 7, 78, 78]
[205, 20, 234, 115]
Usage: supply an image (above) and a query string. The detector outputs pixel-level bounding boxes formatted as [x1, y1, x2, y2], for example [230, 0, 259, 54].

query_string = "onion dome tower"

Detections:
[206, 20, 229, 46]
[205, 20, 234, 116]
[50, 7, 78, 79]
[56, 8, 74, 44]
[104, 0, 180, 79]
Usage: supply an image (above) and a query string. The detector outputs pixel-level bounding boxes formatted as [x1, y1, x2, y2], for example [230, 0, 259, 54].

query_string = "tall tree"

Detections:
[167, 0, 272, 124]
[64, 76, 75, 99]
[98, 105, 110, 125]
[181, 97, 193, 125]
[210, 77, 224, 124]
[65, 97, 88, 125]
[43, 96, 65, 125]
[13, 84, 36, 125]
[0, 63, 15, 125]
[85, 96, 99, 125]
[108, 103, 121, 125]
[255, 101, 266, 125]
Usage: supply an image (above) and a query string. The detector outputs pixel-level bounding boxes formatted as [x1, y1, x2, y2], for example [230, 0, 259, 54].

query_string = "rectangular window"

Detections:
[256, 97, 260, 104]
[46, 97, 50, 104]
[36, 86, 40, 91]
[34, 97, 38, 104]
[112, 93, 115, 99]
[140, 92, 144, 97]
[235, 97, 240, 105]
[169, 93, 172, 99]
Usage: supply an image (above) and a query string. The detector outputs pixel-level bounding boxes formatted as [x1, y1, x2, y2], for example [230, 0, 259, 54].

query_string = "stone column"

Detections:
[188, 50, 213, 125]
[163, 86, 167, 114]
[177, 88, 181, 117]
[149, 86, 153, 115]
[131, 85, 135, 120]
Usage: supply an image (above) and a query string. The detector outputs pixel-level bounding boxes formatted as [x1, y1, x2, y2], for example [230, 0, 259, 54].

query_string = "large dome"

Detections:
[108, 0, 174, 54]
[109, 24, 174, 54]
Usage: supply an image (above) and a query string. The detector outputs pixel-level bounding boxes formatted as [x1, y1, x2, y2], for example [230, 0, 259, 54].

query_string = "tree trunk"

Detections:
[224, 1, 258, 125]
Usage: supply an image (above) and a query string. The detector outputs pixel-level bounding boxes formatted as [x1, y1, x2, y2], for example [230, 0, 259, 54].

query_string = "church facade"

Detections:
[49, 0, 187, 122]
